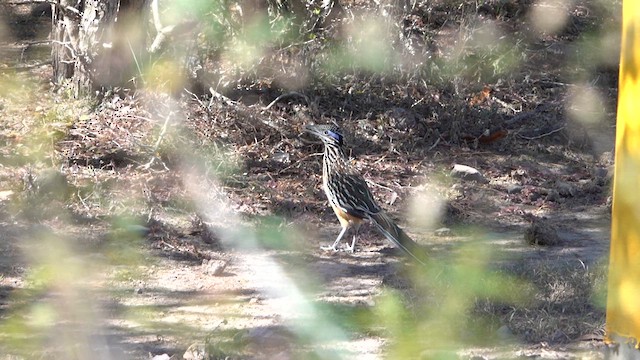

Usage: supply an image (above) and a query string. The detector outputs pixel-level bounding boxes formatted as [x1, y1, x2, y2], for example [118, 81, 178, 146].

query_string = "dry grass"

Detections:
[485, 259, 607, 344]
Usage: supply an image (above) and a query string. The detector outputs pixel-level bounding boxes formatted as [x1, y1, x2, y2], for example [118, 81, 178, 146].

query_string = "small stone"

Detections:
[202, 259, 228, 276]
[134, 288, 143, 294]
[529, 191, 543, 201]
[511, 168, 527, 180]
[506, 185, 523, 194]
[450, 164, 489, 183]
[496, 325, 515, 341]
[271, 151, 290, 163]
[434, 227, 451, 237]
[550, 330, 567, 343]
[592, 167, 608, 179]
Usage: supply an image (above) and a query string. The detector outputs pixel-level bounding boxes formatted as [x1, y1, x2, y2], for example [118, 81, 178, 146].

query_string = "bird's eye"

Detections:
[324, 130, 329, 135]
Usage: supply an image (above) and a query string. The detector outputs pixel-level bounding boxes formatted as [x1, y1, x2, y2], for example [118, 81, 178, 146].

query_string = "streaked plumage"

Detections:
[304, 124, 426, 265]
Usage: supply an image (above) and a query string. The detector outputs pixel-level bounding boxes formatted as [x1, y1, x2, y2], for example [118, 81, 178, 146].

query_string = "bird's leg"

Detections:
[345, 223, 361, 253]
[322, 225, 349, 252]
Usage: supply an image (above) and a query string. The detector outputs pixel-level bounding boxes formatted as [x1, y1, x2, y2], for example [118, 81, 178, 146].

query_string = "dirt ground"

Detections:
[0, 1, 619, 359]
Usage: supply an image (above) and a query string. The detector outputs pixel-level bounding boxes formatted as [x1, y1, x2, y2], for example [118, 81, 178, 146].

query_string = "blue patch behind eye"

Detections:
[326, 130, 343, 143]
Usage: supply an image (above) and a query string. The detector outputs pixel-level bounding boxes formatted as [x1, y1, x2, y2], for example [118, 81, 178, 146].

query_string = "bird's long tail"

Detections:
[369, 211, 427, 265]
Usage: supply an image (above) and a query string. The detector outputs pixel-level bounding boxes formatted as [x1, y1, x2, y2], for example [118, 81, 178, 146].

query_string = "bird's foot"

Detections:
[344, 245, 356, 253]
[321, 245, 340, 252]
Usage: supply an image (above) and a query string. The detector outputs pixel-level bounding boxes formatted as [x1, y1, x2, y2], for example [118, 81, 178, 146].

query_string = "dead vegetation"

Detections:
[0, 0, 620, 358]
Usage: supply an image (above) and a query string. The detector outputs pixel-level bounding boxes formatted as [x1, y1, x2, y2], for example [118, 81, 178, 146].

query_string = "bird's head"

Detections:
[304, 123, 344, 147]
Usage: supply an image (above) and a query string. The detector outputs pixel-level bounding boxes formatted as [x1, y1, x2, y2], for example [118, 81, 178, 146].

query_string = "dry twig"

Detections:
[518, 126, 565, 140]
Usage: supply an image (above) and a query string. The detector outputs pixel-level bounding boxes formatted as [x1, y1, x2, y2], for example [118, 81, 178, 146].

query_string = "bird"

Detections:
[304, 123, 426, 265]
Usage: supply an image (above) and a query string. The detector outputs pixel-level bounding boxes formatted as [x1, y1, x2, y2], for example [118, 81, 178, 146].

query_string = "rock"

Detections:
[151, 354, 171, 360]
[384, 107, 418, 131]
[242, 326, 293, 352]
[450, 164, 488, 183]
[524, 221, 560, 246]
[434, 227, 451, 236]
[28, 169, 72, 199]
[580, 179, 602, 194]
[496, 325, 515, 341]
[545, 189, 561, 202]
[506, 184, 523, 194]
[0, 190, 14, 202]
[124, 224, 151, 237]
[555, 181, 575, 197]
[183, 342, 207, 360]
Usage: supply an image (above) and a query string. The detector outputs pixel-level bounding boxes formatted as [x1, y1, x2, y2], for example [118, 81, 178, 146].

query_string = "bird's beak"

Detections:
[303, 124, 322, 137]
[301, 124, 322, 144]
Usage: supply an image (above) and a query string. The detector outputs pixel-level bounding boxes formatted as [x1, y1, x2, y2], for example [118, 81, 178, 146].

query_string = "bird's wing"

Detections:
[326, 172, 381, 218]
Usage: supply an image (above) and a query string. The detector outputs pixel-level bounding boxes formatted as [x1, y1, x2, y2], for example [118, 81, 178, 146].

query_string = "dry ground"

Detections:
[0, 1, 619, 359]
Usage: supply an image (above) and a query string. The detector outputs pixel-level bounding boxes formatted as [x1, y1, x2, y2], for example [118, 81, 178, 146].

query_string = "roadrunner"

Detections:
[305, 124, 426, 264]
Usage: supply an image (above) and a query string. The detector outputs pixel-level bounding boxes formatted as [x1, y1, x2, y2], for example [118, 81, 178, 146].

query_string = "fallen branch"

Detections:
[208, 87, 237, 107]
[184, 88, 209, 110]
[262, 92, 309, 111]
[518, 126, 565, 140]
[0, 61, 51, 72]
[492, 96, 519, 114]
[427, 137, 441, 152]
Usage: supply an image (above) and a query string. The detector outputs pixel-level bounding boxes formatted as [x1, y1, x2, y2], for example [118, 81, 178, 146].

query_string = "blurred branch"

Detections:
[149, 0, 199, 53]
[139, 112, 172, 171]
[3, 0, 48, 3]
[6, 0, 81, 15]
[150, 0, 162, 32]
[0, 61, 51, 72]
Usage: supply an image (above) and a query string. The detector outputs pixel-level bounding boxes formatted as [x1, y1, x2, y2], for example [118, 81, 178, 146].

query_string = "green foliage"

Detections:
[372, 241, 531, 357]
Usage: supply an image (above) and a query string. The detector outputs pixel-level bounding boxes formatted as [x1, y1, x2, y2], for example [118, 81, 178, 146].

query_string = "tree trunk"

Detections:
[52, 0, 150, 97]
